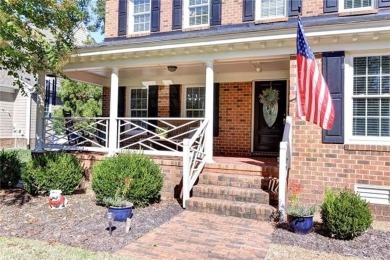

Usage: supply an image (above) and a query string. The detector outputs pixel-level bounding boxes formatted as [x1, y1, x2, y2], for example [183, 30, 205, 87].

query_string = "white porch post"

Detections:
[34, 73, 46, 151]
[108, 67, 119, 155]
[205, 61, 214, 163]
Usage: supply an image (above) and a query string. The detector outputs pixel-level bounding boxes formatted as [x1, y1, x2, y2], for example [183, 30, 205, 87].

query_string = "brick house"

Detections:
[36, 0, 390, 220]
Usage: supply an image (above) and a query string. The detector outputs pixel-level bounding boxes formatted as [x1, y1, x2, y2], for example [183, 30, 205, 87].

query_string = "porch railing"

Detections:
[278, 116, 292, 221]
[117, 117, 204, 156]
[43, 116, 109, 151]
[182, 119, 209, 208]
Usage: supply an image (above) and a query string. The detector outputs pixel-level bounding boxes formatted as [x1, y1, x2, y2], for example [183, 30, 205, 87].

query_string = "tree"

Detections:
[53, 79, 102, 133]
[0, 0, 82, 93]
[78, 0, 105, 35]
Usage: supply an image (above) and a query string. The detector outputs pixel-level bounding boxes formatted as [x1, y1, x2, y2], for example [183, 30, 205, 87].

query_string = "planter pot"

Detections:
[288, 215, 314, 234]
[108, 206, 133, 222]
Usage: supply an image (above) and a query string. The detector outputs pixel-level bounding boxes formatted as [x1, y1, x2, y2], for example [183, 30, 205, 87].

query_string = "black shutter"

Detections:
[213, 83, 220, 137]
[118, 0, 127, 36]
[322, 52, 345, 144]
[118, 87, 126, 132]
[172, 0, 182, 29]
[148, 85, 159, 132]
[324, 0, 338, 13]
[379, 0, 390, 8]
[169, 85, 181, 117]
[288, 0, 302, 16]
[210, 0, 222, 26]
[243, 0, 254, 21]
[151, 0, 160, 32]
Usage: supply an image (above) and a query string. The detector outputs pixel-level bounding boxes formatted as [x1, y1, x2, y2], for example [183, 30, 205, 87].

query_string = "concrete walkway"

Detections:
[116, 211, 274, 260]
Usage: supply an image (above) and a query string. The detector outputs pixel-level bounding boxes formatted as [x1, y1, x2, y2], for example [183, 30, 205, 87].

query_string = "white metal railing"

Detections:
[43, 116, 109, 151]
[182, 119, 208, 208]
[117, 117, 204, 156]
[278, 116, 292, 221]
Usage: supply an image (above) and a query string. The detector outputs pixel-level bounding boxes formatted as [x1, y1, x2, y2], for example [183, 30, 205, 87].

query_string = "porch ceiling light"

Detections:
[167, 65, 177, 72]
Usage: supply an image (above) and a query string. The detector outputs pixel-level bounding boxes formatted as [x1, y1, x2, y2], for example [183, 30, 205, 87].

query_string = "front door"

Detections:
[253, 81, 287, 156]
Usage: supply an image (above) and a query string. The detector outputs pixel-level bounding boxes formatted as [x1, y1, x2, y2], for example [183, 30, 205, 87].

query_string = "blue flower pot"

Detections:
[288, 215, 314, 234]
[108, 206, 133, 222]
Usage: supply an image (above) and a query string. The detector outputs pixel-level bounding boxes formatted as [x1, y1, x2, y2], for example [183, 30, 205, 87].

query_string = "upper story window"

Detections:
[184, 0, 209, 28]
[256, 0, 286, 20]
[346, 55, 390, 143]
[130, 0, 151, 33]
[340, 0, 374, 11]
[183, 86, 205, 117]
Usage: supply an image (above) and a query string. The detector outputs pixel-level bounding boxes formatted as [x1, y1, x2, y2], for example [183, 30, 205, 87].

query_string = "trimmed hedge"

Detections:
[321, 189, 373, 240]
[22, 152, 83, 195]
[0, 149, 22, 188]
[92, 153, 163, 207]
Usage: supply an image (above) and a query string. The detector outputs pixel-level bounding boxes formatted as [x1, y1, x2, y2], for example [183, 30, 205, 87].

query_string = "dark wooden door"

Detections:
[253, 81, 287, 155]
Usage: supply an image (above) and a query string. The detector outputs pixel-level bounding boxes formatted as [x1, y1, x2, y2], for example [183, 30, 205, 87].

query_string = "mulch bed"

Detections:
[272, 221, 390, 260]
[0, 189, 183, 253]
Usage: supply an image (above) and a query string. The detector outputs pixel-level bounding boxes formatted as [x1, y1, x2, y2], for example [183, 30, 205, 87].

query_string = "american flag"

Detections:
[296, 18, 335, 130]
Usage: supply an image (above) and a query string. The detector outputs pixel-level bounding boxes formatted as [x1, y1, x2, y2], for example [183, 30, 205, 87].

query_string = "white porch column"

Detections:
[205, 61, 214, 163]
[108, 67, 119, 155]
[34, 73, 46, 151]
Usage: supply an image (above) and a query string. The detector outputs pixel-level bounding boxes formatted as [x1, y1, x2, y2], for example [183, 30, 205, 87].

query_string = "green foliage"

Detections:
[287, 205, 316, 217]
[0, 0, 82, 93]
[0, 149, 22, 188]
[78, 0, 105, 35]
[22, 152, 83, 195]
[321, 189, 373, 240]
[92, 153, 164, 207]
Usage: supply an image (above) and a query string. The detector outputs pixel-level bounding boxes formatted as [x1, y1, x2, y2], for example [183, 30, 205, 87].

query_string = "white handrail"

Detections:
[182, 119, 209, 208]
[278, 116, 292, 221]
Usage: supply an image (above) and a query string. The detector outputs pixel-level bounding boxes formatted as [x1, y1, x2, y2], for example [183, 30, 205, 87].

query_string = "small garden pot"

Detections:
[108, 206, 133, 222]
[288, 215, 314, 234]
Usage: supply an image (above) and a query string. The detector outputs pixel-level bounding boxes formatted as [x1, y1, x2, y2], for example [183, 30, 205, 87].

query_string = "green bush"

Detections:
[0, 149, 22, 188]
[321, 189, 373, 240]
[92, 153, 163, 207]
[22, 152, 83, 195]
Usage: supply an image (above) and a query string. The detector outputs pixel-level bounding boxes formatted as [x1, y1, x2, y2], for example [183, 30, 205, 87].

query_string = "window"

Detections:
[256, 0, 286, 20]
[346, 55, 390, 142]
[130, 0, 151, 33]
[340, 0, 373, 11]
[184, 86, 205, 117]
[130, 88, 148, 117]
[184, 0, 209, 28]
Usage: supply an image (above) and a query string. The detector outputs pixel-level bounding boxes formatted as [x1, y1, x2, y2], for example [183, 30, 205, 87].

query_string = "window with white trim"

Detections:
[256, 0, 286, 20]
[129, 0, 151, 33]
[340, 0, 373, 11]
[350, 55, 390, 139]
[184, 86, 205, 117]
[130, 88, 148, 117]
[183, 0, 209, 28]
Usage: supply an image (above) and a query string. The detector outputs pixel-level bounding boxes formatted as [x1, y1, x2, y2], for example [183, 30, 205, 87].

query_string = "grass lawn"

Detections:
[0, 237, 130, 260]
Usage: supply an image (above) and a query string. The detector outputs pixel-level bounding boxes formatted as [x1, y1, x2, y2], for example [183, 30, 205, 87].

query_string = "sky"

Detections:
[90, 31, 104, 43]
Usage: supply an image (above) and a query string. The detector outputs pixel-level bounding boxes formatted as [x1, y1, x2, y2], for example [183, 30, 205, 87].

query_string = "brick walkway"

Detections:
[115, 211, 274, 260]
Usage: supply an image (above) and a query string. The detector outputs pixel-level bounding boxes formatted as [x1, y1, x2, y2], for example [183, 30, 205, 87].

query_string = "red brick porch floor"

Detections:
[115, 211, 274, 260]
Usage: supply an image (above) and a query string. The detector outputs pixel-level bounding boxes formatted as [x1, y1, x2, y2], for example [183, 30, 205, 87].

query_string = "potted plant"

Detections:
[103, 177, 133, 222]
[286, 181, 316, 234]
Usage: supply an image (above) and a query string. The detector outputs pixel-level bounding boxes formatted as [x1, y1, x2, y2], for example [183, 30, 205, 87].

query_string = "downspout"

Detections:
[25, 92, 31, 149]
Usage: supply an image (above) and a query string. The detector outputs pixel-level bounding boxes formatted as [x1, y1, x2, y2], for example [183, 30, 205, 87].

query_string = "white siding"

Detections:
[13, 90, 27, 138]
[0, 91, 15, 138]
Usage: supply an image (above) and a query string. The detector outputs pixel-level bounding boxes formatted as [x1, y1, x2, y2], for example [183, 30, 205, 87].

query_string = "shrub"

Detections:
[321, 189, 373, 240]
[22, 152, 83, 195]
[92, 153, 163, 207]
[0, 149, 22, 188]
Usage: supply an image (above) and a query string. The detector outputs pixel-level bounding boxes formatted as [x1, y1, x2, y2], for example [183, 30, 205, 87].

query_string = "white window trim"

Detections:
[255, 0, 287, 21]
[128, 0, 151, 34]
[344, 53, 390, 145]
[128, 86, 148, 117]
[181, 84, 205, 117]
[183, 0, 210, 29]
[339, 0, 375, 12]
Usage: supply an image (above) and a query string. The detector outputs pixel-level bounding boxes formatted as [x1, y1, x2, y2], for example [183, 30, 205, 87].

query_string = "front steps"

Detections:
[186, 158, 278, 221]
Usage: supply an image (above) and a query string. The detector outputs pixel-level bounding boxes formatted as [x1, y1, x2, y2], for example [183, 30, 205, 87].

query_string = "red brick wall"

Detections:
[158, 85, 170, 117]
[160, 0, 173, 32]
[221, 0, 243, 25]
[105, 0, 119, 38]
[214, 82, 252, 156]
[102, 87, 110, 117]
[289, 56, 390, 221]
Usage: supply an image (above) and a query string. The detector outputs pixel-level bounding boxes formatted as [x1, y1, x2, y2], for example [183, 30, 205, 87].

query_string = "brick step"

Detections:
[192, 184, 269, 204]
[186, 197, 275, 221]
[199, 171, 266, 189]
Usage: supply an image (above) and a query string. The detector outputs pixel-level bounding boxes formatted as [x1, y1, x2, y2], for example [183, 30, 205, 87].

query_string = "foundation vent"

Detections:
[355, 184, 390, 205]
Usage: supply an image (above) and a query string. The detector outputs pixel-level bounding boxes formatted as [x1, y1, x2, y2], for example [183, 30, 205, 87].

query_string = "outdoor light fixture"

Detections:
[252, 62, 262, 73]
[167, 65, 177, 72]
[104, 211, 115, 235]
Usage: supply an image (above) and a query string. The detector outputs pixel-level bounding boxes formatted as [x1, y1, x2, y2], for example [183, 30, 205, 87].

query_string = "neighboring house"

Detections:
[40, 0, 389, 220]
[0, 23, 92, 149]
